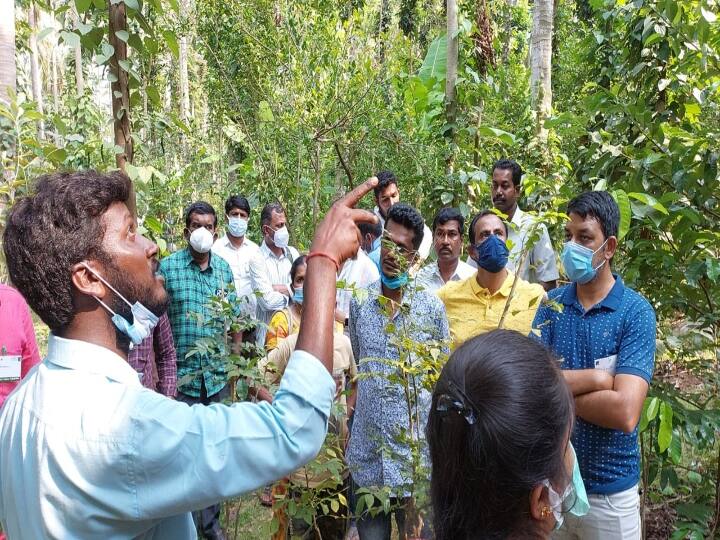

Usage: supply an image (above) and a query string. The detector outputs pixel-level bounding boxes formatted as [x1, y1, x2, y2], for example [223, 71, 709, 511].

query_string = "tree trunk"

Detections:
[178, 0, 190, 122]
[445, 0, 458, 174]
[0, 0, 16, 106]
[529, 0, 554, 144]
[72, 4, 84, 95]
[28, 1, 45, 138]
[502, 0, 518, 63]
[75, 43, 84, 95]
[108, 0, 135, 214]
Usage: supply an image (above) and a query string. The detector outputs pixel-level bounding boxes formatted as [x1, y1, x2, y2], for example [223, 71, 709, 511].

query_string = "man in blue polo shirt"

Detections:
[532, 191, 656, 539]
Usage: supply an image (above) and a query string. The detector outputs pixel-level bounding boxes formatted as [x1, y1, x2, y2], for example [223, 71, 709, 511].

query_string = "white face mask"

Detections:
[189, 227, 214, 253]
[272, 225, 290, 249]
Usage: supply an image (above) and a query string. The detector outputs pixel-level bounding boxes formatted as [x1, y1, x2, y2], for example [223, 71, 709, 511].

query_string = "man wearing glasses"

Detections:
[346, 203, 450, 540]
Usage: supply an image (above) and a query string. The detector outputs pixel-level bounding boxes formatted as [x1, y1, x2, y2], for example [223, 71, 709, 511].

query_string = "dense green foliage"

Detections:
[1, 0, 719, 536]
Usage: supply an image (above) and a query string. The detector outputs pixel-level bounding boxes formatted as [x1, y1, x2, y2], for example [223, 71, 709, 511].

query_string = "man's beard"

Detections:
[104, 259, 169, 352]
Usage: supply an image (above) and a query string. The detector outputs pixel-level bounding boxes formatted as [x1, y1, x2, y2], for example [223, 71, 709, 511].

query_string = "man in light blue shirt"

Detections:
[0, 169, 379, 539]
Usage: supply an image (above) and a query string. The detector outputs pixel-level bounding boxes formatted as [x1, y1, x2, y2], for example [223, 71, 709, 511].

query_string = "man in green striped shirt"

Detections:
[158, 201, 241, 540]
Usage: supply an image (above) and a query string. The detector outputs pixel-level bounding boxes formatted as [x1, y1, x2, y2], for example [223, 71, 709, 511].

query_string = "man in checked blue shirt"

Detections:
[532, 191, 656, 540]
[0, 169, 380, 539]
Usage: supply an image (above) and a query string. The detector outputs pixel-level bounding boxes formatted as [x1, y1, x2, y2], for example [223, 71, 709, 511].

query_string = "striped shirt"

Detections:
[159, 249, 238, 398]
[250, 241, 300, 346]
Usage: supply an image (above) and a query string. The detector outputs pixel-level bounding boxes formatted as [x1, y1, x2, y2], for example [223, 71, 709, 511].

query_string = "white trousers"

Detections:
[553, 484, 641, 540]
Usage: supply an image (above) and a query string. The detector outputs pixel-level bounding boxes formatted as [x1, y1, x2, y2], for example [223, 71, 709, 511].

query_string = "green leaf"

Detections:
[700, 6, 717, 23]
[706, 259, 720, 282]
[75, 0, 92, 12]
[162, 30, 179, 58]
[96, 42, 115, 64]
[258, 101, 274, 122]
[77, 21, 94, 35]
[612, 189, 631, 240]
[476, 125, 516, 145]
[37, 28, 54, 42]
[418, 34, 447, 84]
[676, 503, 712, 524]
[124, 0, 140, 9]
[440, 192, 453, 204]
[60, 31, 81, 49]
[115, 30, 130, 42]
[125, 162, 139, 180]
[658, 402, 673, 453]
[628, 192, 669, 215]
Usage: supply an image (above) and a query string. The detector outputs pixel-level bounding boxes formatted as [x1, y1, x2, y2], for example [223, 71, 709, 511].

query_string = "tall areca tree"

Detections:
[0, 0, 16, 106]
[530, 0, 554, 144]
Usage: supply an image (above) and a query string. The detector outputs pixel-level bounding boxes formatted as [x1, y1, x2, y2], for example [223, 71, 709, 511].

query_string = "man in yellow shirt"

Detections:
[437, 210, 545, 348]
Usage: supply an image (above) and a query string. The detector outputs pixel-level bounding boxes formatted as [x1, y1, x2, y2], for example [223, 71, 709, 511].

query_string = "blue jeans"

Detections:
[356, 503, 406, 540]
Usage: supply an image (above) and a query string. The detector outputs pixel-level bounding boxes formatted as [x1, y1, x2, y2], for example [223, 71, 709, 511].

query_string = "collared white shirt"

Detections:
[251, 241, 301, 346]
[0, 335, 334, 539]
[336, 249, 380, 316]
[212, 234, 260, 317]
[416, 259, 476, 293]
[467, 206, 560, 284]
[374, 207, 433, 262]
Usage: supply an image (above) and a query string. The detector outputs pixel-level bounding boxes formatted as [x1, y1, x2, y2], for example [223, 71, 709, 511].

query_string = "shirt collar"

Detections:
[510, 206, 526, 226]
[469, 271, 515, 298]
[46, 334, 142, 386]
[261, 240, 290, 261]
[181, 248, 217, 271]
[561, 274, 625, 311]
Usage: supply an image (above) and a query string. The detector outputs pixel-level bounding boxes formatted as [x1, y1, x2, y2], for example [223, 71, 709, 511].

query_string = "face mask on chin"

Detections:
[81, 263, 161, 348]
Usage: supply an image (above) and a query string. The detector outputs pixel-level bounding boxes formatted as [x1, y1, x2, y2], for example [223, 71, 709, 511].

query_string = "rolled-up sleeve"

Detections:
[132, 349, 335, 519]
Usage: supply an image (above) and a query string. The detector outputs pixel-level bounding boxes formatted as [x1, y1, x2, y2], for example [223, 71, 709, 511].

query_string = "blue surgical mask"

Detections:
[227, 216, 248, 238]
[82, 263, 160, 348]
[372, 251, 409, 290]
[561, 240, 608, 284]
[473, 234, 509, 273]
[371, 236, 382, 252]
[292, 287, 304, 305]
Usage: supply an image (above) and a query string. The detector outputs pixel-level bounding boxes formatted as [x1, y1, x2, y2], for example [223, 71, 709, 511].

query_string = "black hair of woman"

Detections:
[426, 329, 575, 540]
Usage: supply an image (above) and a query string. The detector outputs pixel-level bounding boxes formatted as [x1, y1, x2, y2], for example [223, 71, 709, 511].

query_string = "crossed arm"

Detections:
[564, 369, 649, 433]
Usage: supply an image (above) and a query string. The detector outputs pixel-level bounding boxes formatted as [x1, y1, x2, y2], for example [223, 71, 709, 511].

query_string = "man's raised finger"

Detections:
[348, 208, 378, 226]
[339, 177, 378, 209]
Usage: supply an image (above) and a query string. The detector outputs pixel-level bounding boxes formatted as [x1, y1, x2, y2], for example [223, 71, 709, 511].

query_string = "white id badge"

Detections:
[594, 354, 618, 375]
[0, 355, 21, 382]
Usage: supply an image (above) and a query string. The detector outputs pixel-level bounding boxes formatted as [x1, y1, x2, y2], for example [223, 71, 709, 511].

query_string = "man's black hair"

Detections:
[3, 170, 131, 333]
[468, 210, 509, 245]
[184, 201, 217, 229]
[386, 202, 424, 250]
[567, 191, 619, 240]
[224, 195, 251, 216]
[359, 221, 382, 239]
[373, 170, 398, 198]
[492, 159, 523, 187]
[260, 202, 285, 227]
[433, 207, 465, 236]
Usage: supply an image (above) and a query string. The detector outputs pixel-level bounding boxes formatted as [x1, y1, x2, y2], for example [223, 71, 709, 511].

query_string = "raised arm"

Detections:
[296, 177, 379, 373]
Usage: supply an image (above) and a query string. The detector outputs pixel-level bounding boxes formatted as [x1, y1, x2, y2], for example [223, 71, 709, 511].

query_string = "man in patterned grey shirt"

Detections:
[346, 203, 450, 540]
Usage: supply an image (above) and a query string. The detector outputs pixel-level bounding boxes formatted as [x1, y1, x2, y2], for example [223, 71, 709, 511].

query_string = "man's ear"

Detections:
[183, 228, 190, 242]
[515, 184, 523, 198]
[71, 263, 106, 299]
[468, 243, 477, 261]
[604, 235, 618, 260]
